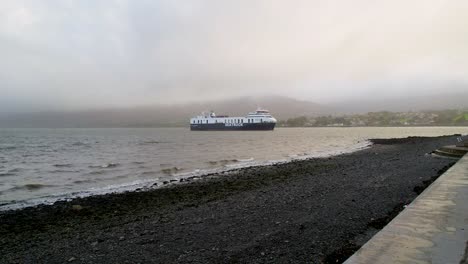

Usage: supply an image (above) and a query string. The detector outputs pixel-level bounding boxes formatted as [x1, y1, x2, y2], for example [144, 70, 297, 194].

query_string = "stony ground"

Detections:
[0, 135, 460, 264]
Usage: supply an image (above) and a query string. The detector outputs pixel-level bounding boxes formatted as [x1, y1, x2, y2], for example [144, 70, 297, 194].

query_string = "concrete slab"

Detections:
[344, 154, 468, 264]
[433, 145, 468, 158]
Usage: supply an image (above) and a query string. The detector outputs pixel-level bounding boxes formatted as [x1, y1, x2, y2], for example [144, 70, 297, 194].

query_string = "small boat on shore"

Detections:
[190, 109, 277, 131]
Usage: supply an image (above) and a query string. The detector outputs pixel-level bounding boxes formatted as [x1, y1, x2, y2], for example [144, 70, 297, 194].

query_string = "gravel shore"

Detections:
[0, 135, 459, 264]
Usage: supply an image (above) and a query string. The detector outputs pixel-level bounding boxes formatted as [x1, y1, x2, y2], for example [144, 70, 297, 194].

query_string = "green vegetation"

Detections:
[279, 109, 468, 127]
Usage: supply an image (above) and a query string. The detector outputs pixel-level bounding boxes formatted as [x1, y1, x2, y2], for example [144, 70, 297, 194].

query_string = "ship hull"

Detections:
[190, 123, 275, 131]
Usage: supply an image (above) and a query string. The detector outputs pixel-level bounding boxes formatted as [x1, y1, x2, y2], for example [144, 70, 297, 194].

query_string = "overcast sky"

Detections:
[1, 0, 468, 112]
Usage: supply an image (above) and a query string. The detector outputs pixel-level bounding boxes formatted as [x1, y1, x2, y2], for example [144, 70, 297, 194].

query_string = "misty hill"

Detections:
[2, 93, 467, 128]
[280, 109, 468, 127]
[330, 92, 468, 113]
[0, 96, 332, 128]
[191, 96, 332, 119]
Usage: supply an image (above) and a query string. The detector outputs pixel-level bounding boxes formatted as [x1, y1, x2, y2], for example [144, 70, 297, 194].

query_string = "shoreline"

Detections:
[0, 135, 460, 263]
[0, 140, 372, 212]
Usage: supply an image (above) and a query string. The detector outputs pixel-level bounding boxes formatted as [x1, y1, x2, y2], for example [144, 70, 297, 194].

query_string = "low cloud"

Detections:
[1, 0, 468, 111]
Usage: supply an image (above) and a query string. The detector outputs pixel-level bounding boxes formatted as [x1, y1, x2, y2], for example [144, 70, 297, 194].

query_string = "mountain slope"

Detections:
[329, 92, 468, 113]
[0, 96, 331, 128]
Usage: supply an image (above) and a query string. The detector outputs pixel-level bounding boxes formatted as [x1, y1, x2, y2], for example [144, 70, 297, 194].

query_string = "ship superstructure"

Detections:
[190, 109, 277, 131]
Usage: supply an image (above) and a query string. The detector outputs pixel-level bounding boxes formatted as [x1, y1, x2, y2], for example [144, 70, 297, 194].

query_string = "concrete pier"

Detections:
[345, 154, 468, 264]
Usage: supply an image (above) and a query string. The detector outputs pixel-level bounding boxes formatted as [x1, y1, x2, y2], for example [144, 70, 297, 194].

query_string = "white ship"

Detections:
[190, 109, 277, 131]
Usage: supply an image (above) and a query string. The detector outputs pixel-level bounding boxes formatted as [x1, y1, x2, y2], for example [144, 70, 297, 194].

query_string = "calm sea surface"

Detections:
[1, 127, 467, 209]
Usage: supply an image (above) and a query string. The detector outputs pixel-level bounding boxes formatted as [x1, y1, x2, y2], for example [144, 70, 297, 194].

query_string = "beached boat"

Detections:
[190, 109, 277, 131]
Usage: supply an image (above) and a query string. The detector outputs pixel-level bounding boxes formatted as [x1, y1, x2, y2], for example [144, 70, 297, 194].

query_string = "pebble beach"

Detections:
[0, 135, 459, 263]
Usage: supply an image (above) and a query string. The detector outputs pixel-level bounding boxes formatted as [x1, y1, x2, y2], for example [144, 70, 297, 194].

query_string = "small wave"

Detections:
[50, 169, 79, 173]
[73, 179, 95, 184]
[132, 161, 145, 165]
[24, 184, 48, 190]
[113, 174, 131, 180]
[0, 172, 15, 177]
[236, 157, 254, 162]
[72, 142, 88, 146]
[33, 145, 50, 148]
[89, 171, 105, 175]
[89, 163, 120, 169]
[139, 140, 163, 145]
[9, 184, 51, 192]
[140, 171, 156, 176]
[5, 168, 22, 175]
[161, 167, 183, 175]
[0, 145, 17, 150]
[53, 164, 73, 168]
[102, 163, 119, 168]
[22, 153, 42, 157]
[206, 159, 238, 166]
[222, 159, 238, 164]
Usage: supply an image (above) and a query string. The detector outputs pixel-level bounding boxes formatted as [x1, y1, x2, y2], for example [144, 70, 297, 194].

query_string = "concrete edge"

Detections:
[344, 153, 468, 264]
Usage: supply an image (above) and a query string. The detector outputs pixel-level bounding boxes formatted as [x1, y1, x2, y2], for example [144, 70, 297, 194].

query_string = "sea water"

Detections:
[1, 127, 467, 210]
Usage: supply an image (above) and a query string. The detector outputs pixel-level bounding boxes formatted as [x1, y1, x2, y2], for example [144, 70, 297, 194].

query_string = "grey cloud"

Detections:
[1, 0, 468, 112]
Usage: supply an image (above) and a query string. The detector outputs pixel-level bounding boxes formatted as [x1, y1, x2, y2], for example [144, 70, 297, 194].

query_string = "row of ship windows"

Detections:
[193, 119, 262, 124]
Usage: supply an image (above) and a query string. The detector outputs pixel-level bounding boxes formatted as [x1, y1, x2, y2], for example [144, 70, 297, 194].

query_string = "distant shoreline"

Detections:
[278, 125, 468, 128]
[0, 125, 467, 129]
[0, 135, 459, 263]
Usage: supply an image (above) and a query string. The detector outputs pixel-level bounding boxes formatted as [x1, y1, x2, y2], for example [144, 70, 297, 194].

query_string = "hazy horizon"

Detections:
[2, 1, 468, 112]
